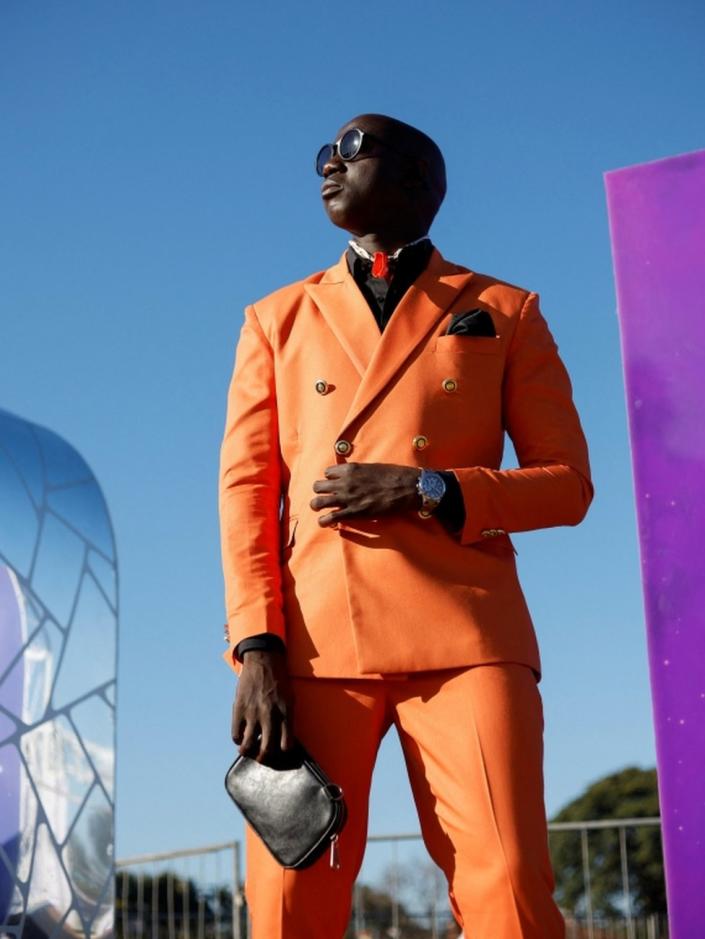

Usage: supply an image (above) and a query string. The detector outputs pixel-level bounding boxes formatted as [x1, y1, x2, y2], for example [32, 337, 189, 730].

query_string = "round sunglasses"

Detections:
[315, 127, 405, 177]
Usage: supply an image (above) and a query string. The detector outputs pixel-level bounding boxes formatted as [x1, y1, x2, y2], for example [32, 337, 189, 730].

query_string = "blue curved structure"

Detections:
[0, 408, 117, 937]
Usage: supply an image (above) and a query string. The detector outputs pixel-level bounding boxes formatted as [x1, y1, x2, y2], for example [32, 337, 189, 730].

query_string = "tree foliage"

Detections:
[550, 766, 665, 917]
[344, 882, 429, 939]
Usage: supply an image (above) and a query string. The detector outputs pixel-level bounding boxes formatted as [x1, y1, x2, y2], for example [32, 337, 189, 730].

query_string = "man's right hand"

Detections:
[231, 648, 295, 764]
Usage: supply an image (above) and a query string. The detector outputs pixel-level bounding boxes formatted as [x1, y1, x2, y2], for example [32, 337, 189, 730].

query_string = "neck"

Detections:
[352, 230, 428, 255]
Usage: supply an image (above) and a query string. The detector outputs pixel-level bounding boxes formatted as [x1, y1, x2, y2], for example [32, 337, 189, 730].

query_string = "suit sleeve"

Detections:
[219, 304, 285, 669]
[451, 292, 593, 545]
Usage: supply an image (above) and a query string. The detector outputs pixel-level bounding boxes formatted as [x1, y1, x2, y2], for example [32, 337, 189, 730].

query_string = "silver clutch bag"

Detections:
[224, 746, 347, 869]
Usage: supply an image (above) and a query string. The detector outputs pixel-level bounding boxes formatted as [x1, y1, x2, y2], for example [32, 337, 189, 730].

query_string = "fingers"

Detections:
[312, 463, 355, 493]
[232, 693, 263, 757]
[312, 464, 358, 512]
[231, 696, 245, 745]
[311, 473, 345, 514]
[318, 509, 347, 527]
[233, 703, 294, 762]
[312, 477, 339, 493]
[232, 660, 296, 764]
[310, 493, 344, 511]
[231, 717, 245, 745]
[256, 700, 296, 761]
[257, 717, 274, 763]
[241, 710, 294, 763]
[238, 718, 261, 758]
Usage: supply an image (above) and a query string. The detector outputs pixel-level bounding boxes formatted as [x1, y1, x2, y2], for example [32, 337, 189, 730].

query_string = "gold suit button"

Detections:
[335, 439, 352, 456]
[442, 378, 458, 393]
[481, 528, 507, 538]
[314, 378, 329, 395]
[412, 434, 429, 451]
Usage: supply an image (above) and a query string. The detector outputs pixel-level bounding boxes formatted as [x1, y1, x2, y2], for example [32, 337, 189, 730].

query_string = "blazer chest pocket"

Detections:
[434, 335, 503, 356]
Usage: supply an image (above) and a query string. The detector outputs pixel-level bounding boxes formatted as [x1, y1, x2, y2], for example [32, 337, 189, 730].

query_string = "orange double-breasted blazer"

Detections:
[219, 248, 593, 678]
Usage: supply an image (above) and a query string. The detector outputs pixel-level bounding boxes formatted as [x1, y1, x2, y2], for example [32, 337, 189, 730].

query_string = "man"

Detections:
[219, 113, 592, 938]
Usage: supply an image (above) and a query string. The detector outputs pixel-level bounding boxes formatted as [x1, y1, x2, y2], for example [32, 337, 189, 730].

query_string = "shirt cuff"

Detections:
[235, 634, 287, 661]
[434, 471, 466, 531]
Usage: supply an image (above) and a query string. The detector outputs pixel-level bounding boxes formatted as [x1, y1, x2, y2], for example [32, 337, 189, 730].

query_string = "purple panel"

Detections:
[605, 149, 705, 937]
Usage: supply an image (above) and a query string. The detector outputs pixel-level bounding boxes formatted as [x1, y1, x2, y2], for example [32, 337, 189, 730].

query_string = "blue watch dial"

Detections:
[417, 470, 446, 509]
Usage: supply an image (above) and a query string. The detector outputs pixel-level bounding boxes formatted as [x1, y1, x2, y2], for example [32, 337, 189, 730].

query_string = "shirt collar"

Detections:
[346, 238, 434, 285]
[347, 236, 430, 264]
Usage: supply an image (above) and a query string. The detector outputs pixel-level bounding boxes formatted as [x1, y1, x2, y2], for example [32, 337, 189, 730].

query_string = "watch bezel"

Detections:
[416, 469, 446, 511]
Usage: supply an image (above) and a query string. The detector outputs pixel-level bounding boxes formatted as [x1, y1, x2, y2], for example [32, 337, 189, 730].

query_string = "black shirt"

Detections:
[345, 239, 465, 533]
[345, 237, 435, 332]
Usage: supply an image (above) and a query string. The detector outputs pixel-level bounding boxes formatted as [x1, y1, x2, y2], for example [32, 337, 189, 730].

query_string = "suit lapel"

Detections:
[304, 256, 381, 378]
[338, 249, 475, 435]
[305, 248, 476, 435]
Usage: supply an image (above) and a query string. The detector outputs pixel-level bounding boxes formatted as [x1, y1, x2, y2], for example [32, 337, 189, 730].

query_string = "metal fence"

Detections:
[116, 840, 244, 939]
[116, 817, 665, 938]
[548, 817, 664, 939]
[562, 916, 668, 939]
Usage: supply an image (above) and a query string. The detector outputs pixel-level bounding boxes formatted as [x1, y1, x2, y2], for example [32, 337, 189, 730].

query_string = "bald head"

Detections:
[344, 113, 447, 215]
[320, 113, 447, 248]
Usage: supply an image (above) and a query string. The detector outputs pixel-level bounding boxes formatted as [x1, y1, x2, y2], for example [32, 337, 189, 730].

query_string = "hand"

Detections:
[311, 462, 420, 527]
[231, 648, 295, 764]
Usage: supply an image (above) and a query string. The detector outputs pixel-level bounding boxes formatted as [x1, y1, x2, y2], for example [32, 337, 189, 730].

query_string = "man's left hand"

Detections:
[311, 463, 420, 527]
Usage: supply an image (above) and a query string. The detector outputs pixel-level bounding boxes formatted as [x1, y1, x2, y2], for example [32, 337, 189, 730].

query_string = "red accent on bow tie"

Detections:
[371, 252, 390, 279]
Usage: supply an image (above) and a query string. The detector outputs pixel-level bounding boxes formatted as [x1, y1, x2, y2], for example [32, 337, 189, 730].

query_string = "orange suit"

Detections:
[219, 248, 592, 937]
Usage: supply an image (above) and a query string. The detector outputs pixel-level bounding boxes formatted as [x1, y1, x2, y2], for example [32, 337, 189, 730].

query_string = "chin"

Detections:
[323, 201, 354, 232]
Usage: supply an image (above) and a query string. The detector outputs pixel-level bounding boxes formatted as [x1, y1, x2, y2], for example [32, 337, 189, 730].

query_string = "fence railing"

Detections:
[547, 817, 663, 939]
[116, 839, 244, 939]
[562, 915, 668, 939]
[116, 817, 664, 939]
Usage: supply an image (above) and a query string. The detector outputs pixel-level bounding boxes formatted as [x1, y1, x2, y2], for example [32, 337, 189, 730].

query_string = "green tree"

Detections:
[550, 766, 665, 918]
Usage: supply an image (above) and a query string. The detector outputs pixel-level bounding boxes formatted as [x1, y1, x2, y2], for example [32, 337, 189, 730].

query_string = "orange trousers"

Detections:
[245, 663, 564, 939]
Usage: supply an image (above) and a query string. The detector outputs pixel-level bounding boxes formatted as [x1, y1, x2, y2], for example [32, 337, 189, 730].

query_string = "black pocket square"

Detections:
[446, 308, 497, 337]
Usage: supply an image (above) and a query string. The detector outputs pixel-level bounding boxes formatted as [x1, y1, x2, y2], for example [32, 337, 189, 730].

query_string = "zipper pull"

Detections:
[329, 834, 341, 870]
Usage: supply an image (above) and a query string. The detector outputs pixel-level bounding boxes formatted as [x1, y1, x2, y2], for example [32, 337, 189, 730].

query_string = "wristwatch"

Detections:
[416, 469, 447, 516]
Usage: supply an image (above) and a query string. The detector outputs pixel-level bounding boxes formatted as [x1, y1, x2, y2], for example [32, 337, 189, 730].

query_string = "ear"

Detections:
[401, 156, 431, 192]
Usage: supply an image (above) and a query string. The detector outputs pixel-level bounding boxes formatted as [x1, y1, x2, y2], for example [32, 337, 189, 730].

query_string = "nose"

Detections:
[322, 147, 345, 178]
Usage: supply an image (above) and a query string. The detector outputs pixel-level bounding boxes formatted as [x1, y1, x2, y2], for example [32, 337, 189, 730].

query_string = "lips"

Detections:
[321, 180, 344, 199]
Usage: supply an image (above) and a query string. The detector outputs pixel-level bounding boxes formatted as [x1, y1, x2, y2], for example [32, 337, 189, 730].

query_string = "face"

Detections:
[319, 116, 415, 237]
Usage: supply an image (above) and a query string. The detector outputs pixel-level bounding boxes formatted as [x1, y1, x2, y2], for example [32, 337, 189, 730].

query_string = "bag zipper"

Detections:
[329, 833, 341, 869]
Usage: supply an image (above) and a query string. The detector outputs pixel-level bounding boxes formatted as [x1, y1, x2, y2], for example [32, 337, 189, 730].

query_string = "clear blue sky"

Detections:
[2, 0, 703, 871]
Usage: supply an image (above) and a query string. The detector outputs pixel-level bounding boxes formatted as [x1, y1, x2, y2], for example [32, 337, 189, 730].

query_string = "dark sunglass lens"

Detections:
[315, 144, 334, 176]
[338, 128, 363, 161]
